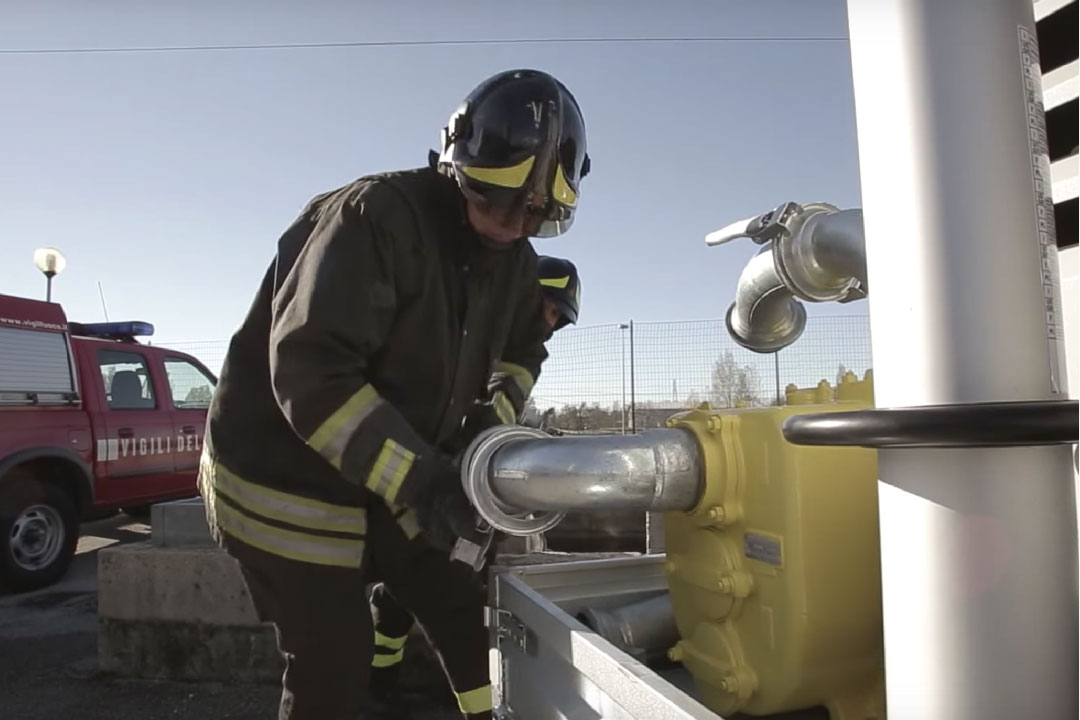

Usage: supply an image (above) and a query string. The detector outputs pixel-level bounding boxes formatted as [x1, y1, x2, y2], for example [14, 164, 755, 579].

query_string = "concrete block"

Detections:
[99, 541, 258, 625]
[97, 540, 446, 689]
[151, 497, 214, 547]
[99, 616, 283, 682]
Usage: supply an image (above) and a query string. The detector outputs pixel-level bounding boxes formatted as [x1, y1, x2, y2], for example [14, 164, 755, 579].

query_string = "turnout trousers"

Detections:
[369, 542, 498, 705]
[225, 500, 493, 720]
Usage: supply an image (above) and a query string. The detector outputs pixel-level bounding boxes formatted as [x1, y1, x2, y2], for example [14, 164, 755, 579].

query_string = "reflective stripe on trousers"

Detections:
[456, 685, 494, 715]
[372, 631, 407, 668]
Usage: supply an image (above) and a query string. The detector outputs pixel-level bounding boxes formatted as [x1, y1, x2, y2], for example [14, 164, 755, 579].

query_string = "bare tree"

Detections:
[710, 351, 762, 408]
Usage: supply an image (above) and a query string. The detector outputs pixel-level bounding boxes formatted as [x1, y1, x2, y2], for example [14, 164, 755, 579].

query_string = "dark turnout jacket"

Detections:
[198, 166, 548, 569]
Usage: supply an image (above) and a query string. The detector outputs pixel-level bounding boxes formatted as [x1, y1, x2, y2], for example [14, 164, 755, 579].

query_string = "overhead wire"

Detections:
[0, 35, 847, 56]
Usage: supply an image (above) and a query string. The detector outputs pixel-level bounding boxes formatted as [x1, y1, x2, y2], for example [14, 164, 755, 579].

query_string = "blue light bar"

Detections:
[71, 321, 155, 338]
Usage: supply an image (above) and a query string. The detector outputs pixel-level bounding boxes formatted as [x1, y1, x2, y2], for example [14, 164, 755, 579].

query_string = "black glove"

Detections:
[409, 459, 483, 553]
[444, 401, 504, 456]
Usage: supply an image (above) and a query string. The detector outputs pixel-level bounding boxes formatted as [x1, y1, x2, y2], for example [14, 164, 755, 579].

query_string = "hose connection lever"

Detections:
[705, 201, 803, 247]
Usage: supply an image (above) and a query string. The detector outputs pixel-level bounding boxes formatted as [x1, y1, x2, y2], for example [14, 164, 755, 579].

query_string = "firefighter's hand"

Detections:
[411, 465, 481, 553]
[444, 401, 504, 456]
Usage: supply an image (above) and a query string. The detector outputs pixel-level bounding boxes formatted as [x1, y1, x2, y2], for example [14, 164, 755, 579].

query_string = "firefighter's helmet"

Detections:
[436, 69, 590, 238]
[537, 255, 581, 330]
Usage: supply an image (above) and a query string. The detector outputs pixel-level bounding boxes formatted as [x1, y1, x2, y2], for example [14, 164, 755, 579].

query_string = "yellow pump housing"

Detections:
[663, 371, 884, 720]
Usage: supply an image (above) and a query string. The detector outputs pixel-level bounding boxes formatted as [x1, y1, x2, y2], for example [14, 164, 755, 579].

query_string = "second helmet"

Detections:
[537, 255, 581, 330]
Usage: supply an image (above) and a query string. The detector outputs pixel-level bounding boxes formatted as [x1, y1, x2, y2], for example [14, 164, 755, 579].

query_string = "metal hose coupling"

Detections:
[706, 201, 867, 353]
[459, 425, 567, 537]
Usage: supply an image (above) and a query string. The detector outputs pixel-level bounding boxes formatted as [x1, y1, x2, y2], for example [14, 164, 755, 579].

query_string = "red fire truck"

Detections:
[0, 293, 215, 591]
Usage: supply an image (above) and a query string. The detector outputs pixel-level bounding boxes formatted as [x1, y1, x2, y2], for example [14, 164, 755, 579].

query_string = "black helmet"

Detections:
[437, 69, 590, 238]
[537, 255, 581, 330]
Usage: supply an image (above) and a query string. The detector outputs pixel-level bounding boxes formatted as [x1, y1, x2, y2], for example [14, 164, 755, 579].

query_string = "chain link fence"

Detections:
[162, 314, 872, 431]
[530, 315, 872, 431]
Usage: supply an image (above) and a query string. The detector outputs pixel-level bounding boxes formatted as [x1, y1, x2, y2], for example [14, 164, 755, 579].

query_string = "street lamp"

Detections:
[619, 321, 636, 433]
[620, 324, 628, 433]
[33, 247, 67, 302]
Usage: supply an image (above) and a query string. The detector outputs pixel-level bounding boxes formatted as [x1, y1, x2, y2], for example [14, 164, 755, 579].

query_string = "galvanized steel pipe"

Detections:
[488, 429, 704, 514]
[577, 593, 681, 665]
[460, 426, 705, 535]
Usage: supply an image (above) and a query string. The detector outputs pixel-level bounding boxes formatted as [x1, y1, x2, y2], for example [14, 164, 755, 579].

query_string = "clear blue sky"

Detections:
[0, 0, 866, 346]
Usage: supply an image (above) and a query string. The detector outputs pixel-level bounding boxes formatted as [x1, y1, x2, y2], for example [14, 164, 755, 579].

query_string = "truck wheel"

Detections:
[0, 478, 79, 592]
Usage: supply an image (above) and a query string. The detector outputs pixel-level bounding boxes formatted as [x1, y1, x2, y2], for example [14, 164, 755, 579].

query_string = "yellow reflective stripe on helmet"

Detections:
[539, 275, 570, 289]
[460, 155, 535, 188]
[551, 163, 577, 207]
[372, 649, 405, 668]
[211, 497, 365, 568]
[308, 385, 381, 469]
[494, 361, 535, 398]
[366, 440, 415, 505]
[455, 685, 494, 714]
[200, 451, 366, 534]
[374, 631, 408, 650]
[493, 391, 516, 424]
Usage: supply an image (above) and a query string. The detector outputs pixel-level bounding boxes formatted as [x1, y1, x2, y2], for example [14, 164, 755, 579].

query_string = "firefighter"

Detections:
[197, 69, 590, 720]
[450, 255, 583, 446]
[367, 256, 582, 715]
[535, 255, 581, 333]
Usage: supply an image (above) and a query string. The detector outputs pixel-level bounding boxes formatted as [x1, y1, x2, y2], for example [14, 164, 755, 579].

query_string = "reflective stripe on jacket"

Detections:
[198, 449, 367, 568]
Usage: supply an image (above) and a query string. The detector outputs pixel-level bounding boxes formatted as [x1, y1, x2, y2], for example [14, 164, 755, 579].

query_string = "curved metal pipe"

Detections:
[725, 248, 808, 354]
[724, 205, 867, 354]
[484, 428, 704, 515]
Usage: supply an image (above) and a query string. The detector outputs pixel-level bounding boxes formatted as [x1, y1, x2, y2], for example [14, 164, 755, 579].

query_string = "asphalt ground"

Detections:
[0, 515, 460, 720]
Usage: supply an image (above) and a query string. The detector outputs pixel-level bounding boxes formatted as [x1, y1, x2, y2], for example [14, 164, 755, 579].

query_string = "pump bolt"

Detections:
[719, 673, 739, 693]
[668, 644, 684, 662]
[717, 575, 734, 594]
[707, 416, 723, 432]
[707, 506, 726, 523]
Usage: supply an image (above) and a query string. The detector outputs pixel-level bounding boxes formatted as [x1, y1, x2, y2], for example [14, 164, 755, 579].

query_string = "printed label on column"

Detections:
[1018, 25, 1066, 395]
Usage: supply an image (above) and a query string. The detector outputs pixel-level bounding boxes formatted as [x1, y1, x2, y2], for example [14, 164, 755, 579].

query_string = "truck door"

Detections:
[161, 355, 215, 494]
[94, 347, 176, 505]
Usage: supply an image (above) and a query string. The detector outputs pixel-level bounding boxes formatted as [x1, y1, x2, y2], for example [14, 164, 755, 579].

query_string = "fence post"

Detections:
[774, 350, 782, 405]
[629, 319, 636, 433]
